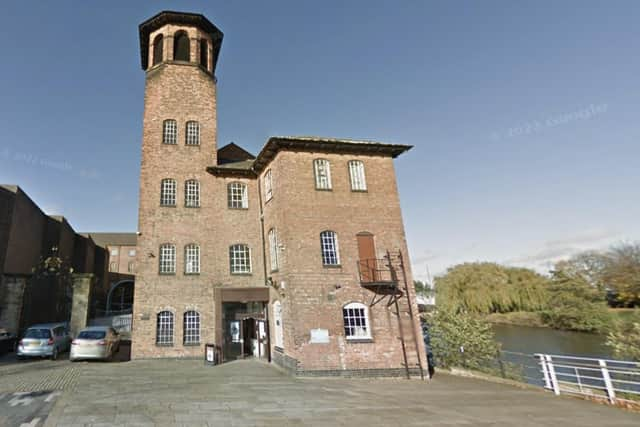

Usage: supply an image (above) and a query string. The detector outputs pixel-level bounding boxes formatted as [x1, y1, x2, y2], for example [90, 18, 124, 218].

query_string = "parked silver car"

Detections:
[70, 326, 120, 362]
[17, 323, 71, 360]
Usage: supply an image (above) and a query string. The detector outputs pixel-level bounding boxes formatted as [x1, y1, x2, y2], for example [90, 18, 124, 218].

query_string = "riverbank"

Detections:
[484, 308, 637, 330]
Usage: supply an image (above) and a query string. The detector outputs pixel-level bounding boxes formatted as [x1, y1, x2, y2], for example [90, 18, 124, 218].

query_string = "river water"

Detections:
[492, 324, 613, 358]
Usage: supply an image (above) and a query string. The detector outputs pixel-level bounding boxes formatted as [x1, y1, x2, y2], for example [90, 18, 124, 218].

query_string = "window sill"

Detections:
[346, 338, 374, 344]
[183, 342, 201, 347]
[351, 189, 368, 193]
[315, 188, 333, 192]
[231, 272, 253, 276]
[159, 272, 176, 276]
[228, 207, 249, 210]
[184, 272, 200, 276]
[185, 205, 201, 209]
[159, 205, 177, 208]
[161, 142, 178, 146]
[155, 343, 174, 347]
[270, 269, 279, 274]
[323, 264, 342, 269]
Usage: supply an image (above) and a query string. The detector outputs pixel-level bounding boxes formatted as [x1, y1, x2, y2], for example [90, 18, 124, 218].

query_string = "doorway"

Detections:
[357, 232, 377, 282]
[221, 302, 269, 361]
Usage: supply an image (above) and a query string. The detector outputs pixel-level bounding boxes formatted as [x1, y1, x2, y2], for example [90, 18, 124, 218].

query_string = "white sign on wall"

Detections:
[310, 328, 329, 344]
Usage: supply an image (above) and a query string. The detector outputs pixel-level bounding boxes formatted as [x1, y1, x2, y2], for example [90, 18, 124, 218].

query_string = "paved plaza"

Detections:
[0, 356, 638, 426]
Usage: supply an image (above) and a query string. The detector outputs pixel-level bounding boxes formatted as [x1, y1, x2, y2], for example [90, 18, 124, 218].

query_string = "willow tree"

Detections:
[435, 262, 550, 314]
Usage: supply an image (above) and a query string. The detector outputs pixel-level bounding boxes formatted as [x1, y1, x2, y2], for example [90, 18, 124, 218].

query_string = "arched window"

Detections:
[173, 31, 190, 61]
[185, 121, 200, 145]
[183, 311, 200, 345]
[160, 179, 176, 206]
[273, 301, 283, 348]
[229, 244, 251, 274]
[313, 159, 332, 190]
[268, 228, 279, 271]
[163, 119, 177, 144]
[343, 302, 371, 340]
[159, 243, 176, 274]
[152, 34, 163, 66]
[199, 39, 208, 69]
[227, 182, 248, 209]
[184, 244, 200, 274]
[348, 160, 367, 191]
[156, 311, 174, 345]
[184, 179, 200, 207]
[320, 231, 340, 266]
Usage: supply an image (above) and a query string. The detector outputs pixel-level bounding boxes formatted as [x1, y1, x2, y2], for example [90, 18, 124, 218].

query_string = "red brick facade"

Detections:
[131, 11, 426, 376]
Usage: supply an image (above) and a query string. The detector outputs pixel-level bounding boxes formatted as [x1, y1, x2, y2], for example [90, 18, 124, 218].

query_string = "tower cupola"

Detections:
[138, 10, 224, 75]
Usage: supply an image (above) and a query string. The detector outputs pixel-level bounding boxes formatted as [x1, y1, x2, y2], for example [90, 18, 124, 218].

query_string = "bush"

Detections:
[606, 310, 640, 361]
[540, 270, 612, 333]
[423, 307, 499, 370]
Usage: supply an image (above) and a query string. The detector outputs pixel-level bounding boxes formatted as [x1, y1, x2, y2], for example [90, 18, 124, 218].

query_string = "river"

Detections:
[492, 324, 613, 358]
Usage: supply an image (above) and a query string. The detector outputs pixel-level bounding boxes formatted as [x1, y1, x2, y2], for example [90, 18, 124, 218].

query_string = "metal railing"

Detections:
[535, 354, 640, 405]
[357, 253, 402, 284]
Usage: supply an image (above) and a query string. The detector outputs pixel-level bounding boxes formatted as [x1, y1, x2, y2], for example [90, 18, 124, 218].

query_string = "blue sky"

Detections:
[1, 1, 639, 278]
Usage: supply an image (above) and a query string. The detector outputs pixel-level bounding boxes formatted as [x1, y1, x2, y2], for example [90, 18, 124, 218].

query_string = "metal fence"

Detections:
[535, 354, 640, 405]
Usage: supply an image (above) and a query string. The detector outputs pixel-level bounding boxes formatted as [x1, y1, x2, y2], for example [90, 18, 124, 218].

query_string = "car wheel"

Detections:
[51, 347, 58, 360]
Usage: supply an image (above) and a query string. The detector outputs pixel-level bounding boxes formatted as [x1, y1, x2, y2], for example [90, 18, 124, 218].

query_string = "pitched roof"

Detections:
[82, 232, 137, 248]
[206, 136, 412, 178]
[217, 143, 256, 165]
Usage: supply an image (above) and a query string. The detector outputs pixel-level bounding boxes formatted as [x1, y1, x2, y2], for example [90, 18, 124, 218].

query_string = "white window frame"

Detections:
[348, 160, 367, 191]
[156, 311, 174, 345]
[343, 302, 371, 340]
[264, 169, 273, 201]
[163, 119, 177, 145]
[273, 301, 284, 348]
[229, 244, 251, 274]
[159, 244, 176, 274]
[183, 311, 200, 345]
[320, 231, 340, 266]
[185, 121, 200, 146]
[185, 179, 200, 207]
[128, 249, 136, 257]
[313, 159, 332, 190]
[127, 261, 135, 273]
[110, 248, 119, 256]
[160, 179, 177, 206]
[184, 244, 200, 274]
[109, 261, 117, 272]
[227, 182, 248, 209]
[268, 228, 279, 271]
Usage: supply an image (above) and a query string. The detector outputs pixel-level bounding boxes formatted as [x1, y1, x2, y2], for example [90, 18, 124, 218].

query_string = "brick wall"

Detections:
[261, 151, 426, 372]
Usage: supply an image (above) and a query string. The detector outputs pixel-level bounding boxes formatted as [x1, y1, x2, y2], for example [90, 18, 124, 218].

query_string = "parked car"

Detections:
[0, 328, 18, 354]
[70, 326, 120, 362]
[16, 323, 71, 360]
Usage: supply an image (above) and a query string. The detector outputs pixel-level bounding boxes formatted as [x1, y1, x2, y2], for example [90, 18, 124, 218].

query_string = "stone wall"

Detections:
[0, 275, 26, 334]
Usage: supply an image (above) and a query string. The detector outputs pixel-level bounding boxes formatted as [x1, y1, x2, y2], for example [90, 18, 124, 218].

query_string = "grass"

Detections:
[484, 311, 546, 328]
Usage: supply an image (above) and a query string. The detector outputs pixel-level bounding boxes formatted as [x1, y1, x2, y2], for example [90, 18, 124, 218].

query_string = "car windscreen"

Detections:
[24, 329, 51, 339]
[77, 331, 106, 340]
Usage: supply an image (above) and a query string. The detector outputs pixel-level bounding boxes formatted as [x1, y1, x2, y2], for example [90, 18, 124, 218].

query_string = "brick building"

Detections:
[132, 11, 426, 377]
[0, 185, 110, 335]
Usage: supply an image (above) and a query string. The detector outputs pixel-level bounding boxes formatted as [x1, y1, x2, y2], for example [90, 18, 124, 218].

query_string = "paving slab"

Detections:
[1, 358, 637, 426]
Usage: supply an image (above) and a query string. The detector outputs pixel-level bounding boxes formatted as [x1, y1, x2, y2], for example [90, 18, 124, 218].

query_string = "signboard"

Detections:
[310, 328, 329, 344]
[230, 320, 241, 343]
[206, 346, 214, 363]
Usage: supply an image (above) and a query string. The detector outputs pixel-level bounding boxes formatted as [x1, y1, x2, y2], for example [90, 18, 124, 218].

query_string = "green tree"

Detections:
[435, 262, 549, 314]
[554, 251, 608, 290]
[602, 243, 640, 306]
[540, 270, 612, 333]
[424, 306, 499, 370]
[606, 310, 640, 361]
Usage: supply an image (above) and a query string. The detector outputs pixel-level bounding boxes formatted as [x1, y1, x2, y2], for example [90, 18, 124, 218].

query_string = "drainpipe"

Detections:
[257, 174, 268, 287]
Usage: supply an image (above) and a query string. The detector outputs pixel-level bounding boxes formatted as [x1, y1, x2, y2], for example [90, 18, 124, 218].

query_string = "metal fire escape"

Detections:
[357, 251, 425, 380]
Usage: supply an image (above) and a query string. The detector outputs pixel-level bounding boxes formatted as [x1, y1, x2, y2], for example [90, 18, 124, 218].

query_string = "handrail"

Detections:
[535, 353, 640, 405]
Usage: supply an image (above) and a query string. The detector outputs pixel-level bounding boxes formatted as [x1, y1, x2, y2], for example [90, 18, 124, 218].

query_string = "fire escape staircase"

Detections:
[357, 250, 425, 380]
